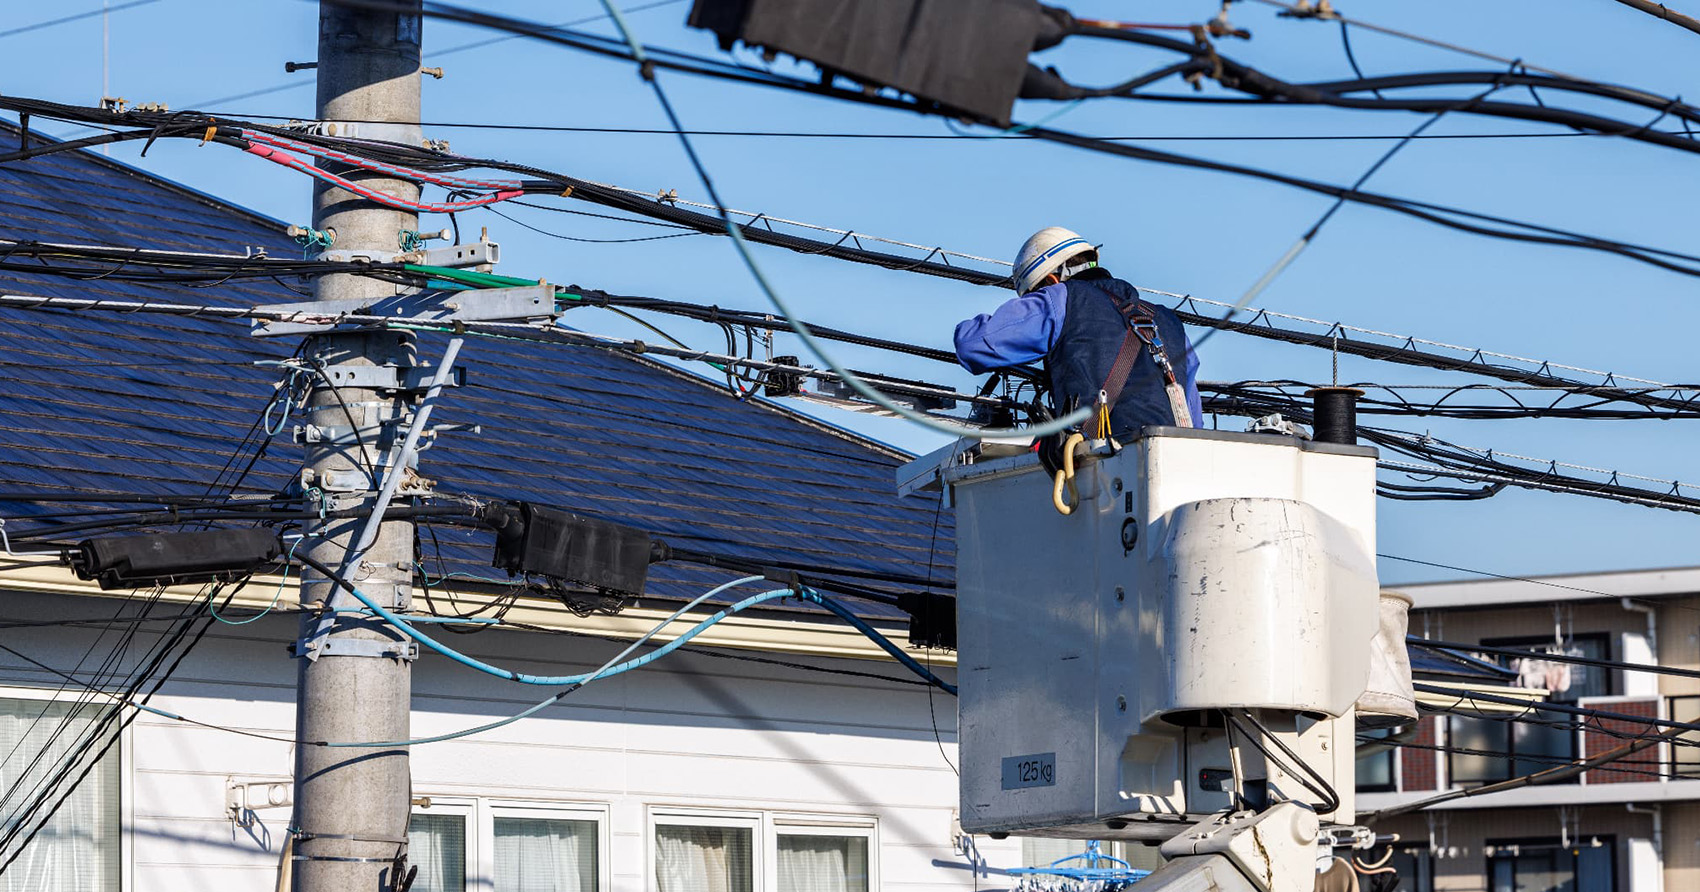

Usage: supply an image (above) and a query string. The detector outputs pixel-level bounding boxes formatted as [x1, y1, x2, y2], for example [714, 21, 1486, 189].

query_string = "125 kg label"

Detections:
[1001, 753, 1056, 790]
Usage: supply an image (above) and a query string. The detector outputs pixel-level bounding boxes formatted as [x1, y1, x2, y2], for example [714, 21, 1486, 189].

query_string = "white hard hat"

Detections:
[1012, 226, 1095, 294]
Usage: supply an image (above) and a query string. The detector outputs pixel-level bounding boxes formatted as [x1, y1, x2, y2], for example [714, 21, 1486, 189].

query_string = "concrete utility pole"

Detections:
[291, 3, 425, 890]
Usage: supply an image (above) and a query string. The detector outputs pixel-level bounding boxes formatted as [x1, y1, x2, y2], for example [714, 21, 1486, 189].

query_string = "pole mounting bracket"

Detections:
[291, 637, 418, 661]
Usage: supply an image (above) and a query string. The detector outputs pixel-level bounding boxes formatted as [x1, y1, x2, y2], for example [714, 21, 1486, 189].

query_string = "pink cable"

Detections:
[243, 130, 523, 192]
[244, 143, 523, 214]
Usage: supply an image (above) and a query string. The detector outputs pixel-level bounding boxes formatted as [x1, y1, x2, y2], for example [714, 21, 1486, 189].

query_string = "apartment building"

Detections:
[1361, 567, 1700, 892]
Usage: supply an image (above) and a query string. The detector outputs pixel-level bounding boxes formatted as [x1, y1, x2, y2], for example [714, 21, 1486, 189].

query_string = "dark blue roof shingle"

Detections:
[0, 126, 956, 620]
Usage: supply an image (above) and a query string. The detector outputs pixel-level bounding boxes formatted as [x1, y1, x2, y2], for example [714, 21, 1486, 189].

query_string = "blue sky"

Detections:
[3, 0, 1699, 584]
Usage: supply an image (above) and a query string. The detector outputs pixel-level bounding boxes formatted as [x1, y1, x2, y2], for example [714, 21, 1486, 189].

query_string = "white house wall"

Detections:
[0, 588, 1021, 892]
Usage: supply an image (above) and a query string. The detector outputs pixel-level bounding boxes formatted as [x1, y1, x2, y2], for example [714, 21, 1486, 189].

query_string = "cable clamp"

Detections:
[560, 185, 575, 198]
[289, 637, 418, 661]
[200, 121, 218, 145]
[293, 830, 409, 846]
[761, 568, 805, 596]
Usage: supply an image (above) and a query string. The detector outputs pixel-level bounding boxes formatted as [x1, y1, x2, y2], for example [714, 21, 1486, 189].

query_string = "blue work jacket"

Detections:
[954, 270, 1203, 431]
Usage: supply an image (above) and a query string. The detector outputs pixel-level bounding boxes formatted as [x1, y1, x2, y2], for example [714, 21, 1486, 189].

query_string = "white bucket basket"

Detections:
[1356, 590, 1417, 727]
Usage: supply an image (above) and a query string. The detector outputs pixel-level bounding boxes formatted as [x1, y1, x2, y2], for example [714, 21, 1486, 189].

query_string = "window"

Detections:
[1356, 726, 1400, 793]
[0, 694, 121, 892]
[1487, 838, 1614, 892]
[655, 822, 754, 892]
[776, 822, 875, 892]
[409, 812, 468, 892]
[1667, 695, 1700, 778]
[495, 815, 598, 892]
[1448, 635, 1611, 785]
[410, 799, 607, 892]
[650, 810, 878, 892]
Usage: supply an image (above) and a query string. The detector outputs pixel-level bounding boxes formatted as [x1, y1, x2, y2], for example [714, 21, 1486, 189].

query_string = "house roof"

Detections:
[1407, 641, 1519, 683]
[1392, 565, 1700, 611]
[0, 123, 955, 620]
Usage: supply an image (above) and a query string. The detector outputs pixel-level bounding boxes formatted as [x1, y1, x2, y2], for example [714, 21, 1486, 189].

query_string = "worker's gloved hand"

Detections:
[1035, 430, 1073, 476]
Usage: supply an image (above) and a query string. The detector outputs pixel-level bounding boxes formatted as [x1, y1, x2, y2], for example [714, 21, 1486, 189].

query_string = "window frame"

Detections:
[0, 683, 134, 892]
[1355, 725, 1402, 793]
[408, 796, 610, 892]
[647, 806, 881, 892]
[1484, 836, 1617, 892]
[1447, 634, 1614, 786]
[1480, 633, 1614, 702]
[1666, 694, 1700, 778]
[771, 813, 880, 892]
[486, 799, 611, 892]
[648, 807, 764, 892]
[410, 797, 478, 892]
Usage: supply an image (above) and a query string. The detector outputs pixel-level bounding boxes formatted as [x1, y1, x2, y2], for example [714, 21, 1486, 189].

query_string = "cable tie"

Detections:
[200, 123, 217, 145]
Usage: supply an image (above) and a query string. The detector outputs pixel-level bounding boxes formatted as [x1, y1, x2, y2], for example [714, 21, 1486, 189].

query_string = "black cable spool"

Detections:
[1306, 386, 1364, 445]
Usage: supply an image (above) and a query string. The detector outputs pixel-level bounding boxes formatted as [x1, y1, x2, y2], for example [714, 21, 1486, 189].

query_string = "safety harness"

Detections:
[1085, 293, 1193, 439]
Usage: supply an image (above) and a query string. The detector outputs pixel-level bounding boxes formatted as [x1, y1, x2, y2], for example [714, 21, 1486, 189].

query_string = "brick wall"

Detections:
[1402, 715, 1440, 791]
[1580, 697, 1660, 784]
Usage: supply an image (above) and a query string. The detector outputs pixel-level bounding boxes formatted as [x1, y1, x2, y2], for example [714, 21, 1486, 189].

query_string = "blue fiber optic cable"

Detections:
[305, 550, 955, 697]
[293, 558, 767, 687]
[294, 552, 957, 746]
[21, 569, 955, 749]
[322, 583, 802, 747]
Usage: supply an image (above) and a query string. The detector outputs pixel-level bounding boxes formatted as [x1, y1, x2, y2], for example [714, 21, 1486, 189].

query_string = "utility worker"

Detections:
[954, 227, 1203, 439]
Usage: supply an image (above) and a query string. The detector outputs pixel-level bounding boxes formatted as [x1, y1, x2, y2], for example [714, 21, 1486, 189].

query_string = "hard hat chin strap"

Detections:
[1056, 257, 1098, 282]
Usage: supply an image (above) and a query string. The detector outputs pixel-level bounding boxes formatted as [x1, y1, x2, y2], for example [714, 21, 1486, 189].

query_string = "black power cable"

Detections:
[1064, 24, 1700, 154]
[0, 580, 241, 874]
[0, 238, 424, 286]
[5, 104, 1699, 414]
[1204, 380, 1700, 420]
[565, 289, 1692, 415]
[271, 1, 1700, 282]
[1413, 637, 1700, 682]
[11, 15, 1700, 285]
[1224, 709, 1342, 816]
[1367, 737, 1677, 784]
[1416, 682, 1700, 735]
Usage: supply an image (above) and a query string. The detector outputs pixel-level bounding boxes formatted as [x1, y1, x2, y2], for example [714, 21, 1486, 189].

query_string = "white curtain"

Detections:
[408, 813, 467, 892]
[0, 697, 120, 892]
[495, 817, 595, 892]
[655, 825, 752, 892]
[778, 835, 868, 892]
[1021, 837, 1081, 870]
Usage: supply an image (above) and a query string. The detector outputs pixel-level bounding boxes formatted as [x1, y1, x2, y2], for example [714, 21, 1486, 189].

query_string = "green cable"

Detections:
[405, 264, 538, 290]
[209, 537, 303, 626]
[403, 269, 733, 373]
